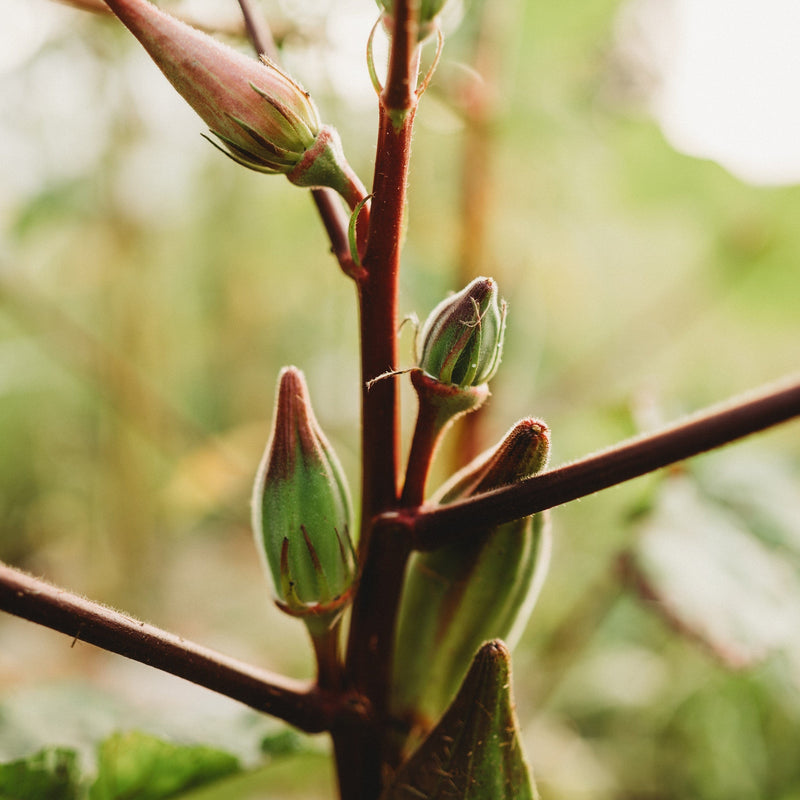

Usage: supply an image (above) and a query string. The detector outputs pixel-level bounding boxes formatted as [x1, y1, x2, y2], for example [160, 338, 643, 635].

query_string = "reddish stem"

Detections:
[400, 399, 450, 506]
[236, 0, 278, 60]
[382, 0, 419, 123]
[0, 561, 364, 734]
[411, 375, 800, 549]
[310, 620, 344, 693]
[354, 107, 414, 535]
[312, 189, 354, 267]
[337, 2, 423, 796]
[336, 101, 415, 800]
[401, 375, 489, 507]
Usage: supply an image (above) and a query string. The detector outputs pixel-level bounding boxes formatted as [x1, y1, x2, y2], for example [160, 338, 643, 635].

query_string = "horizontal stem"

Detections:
[0, 561, 367, 734]
[412, 374, 800, 549]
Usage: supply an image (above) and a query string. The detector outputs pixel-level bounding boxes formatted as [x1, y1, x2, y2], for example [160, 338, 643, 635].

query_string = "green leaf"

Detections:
[381, 640, 537, 800]
[89, 731, 240, 800]
[623, 467, 800, 668]
[258, 730, 306, 759]
[0, 747, 80, 800]
[167, 751, 334, 800]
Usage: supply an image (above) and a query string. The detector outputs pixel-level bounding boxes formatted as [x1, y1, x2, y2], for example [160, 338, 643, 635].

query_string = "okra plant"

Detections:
[2, 0, 800, 798]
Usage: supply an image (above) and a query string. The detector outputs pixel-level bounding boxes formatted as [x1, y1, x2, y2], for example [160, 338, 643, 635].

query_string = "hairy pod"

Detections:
[252, 367, 356, 634]
[392, 419, 551, 734]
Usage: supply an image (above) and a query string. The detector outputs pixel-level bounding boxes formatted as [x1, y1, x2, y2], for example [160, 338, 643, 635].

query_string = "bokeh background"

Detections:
[1, 0, 800, 797]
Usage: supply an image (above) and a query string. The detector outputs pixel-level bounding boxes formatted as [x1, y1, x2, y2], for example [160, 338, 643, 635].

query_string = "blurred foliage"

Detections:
[0, 747, 79, 800]
[0, 729, 330, 800]
[89, 731, 239, 799]
[1, 0, 800, 798]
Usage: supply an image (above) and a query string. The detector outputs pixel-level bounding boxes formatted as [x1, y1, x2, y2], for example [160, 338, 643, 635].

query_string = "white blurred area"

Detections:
[615, 0, 800, 185]
[4, 0, 800, 192]
[0, 0, 385, 235]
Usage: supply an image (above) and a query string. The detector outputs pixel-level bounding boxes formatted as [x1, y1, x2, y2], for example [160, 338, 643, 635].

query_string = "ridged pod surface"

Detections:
[392, 419, 551, 734]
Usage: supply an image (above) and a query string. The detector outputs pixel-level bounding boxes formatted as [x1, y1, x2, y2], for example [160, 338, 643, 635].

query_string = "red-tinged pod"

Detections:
[252, 367, 356, 633]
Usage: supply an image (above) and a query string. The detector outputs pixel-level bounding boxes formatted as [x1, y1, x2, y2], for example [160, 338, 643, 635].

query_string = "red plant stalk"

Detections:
[411, 374, 800, 549]
[337, 1, 424, 796]
[0, 561, 363, 733]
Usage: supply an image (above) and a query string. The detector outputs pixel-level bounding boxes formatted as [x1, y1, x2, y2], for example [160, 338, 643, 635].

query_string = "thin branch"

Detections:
[234, 0, 360, 278]
[412, 374, 800, 549]
[0, 561, 368, 734]
[312, 188, 357, 268]
[236, 0, 278, 60]
[400, 398, 448, 506]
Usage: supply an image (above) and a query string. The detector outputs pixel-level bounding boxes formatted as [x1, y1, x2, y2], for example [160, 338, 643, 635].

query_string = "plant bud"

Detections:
[417, 277, 506, 390]
[377, 0, 451, 41]
[104, 0, 364, 205]
[252, 367, 356, 630]
[392, 419, 551, 734]
[383, 642, 537, 800]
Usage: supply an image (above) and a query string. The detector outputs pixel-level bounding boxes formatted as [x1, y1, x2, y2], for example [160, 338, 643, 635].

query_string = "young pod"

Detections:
[104, 0, 365, 206]
[382, 641, 537, 800]
[399, 278, 507, 507]
[417, 276, 506, 391]
[392, 419, 551, 734]
[252, 367, 356, 633]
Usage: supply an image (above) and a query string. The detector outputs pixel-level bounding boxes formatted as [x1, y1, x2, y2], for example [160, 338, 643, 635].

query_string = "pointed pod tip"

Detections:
[468, 275, 495, 295]
[274, 366, 313, 421]
[435, 417, 551, 502]
[470, 639, 512, 686]
[507, 417, 550, 443]
[277, 364, 305, 385]
[381, 636, 537, 799]
[481, 638, 511, 658]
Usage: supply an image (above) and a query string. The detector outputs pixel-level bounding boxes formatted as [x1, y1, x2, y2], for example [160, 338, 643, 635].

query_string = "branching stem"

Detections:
[411, 374, 800, 549]
[0, 561, 366, 734]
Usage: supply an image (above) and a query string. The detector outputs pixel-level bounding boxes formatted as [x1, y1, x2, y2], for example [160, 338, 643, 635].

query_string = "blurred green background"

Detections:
[1, 0, 799, 797]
